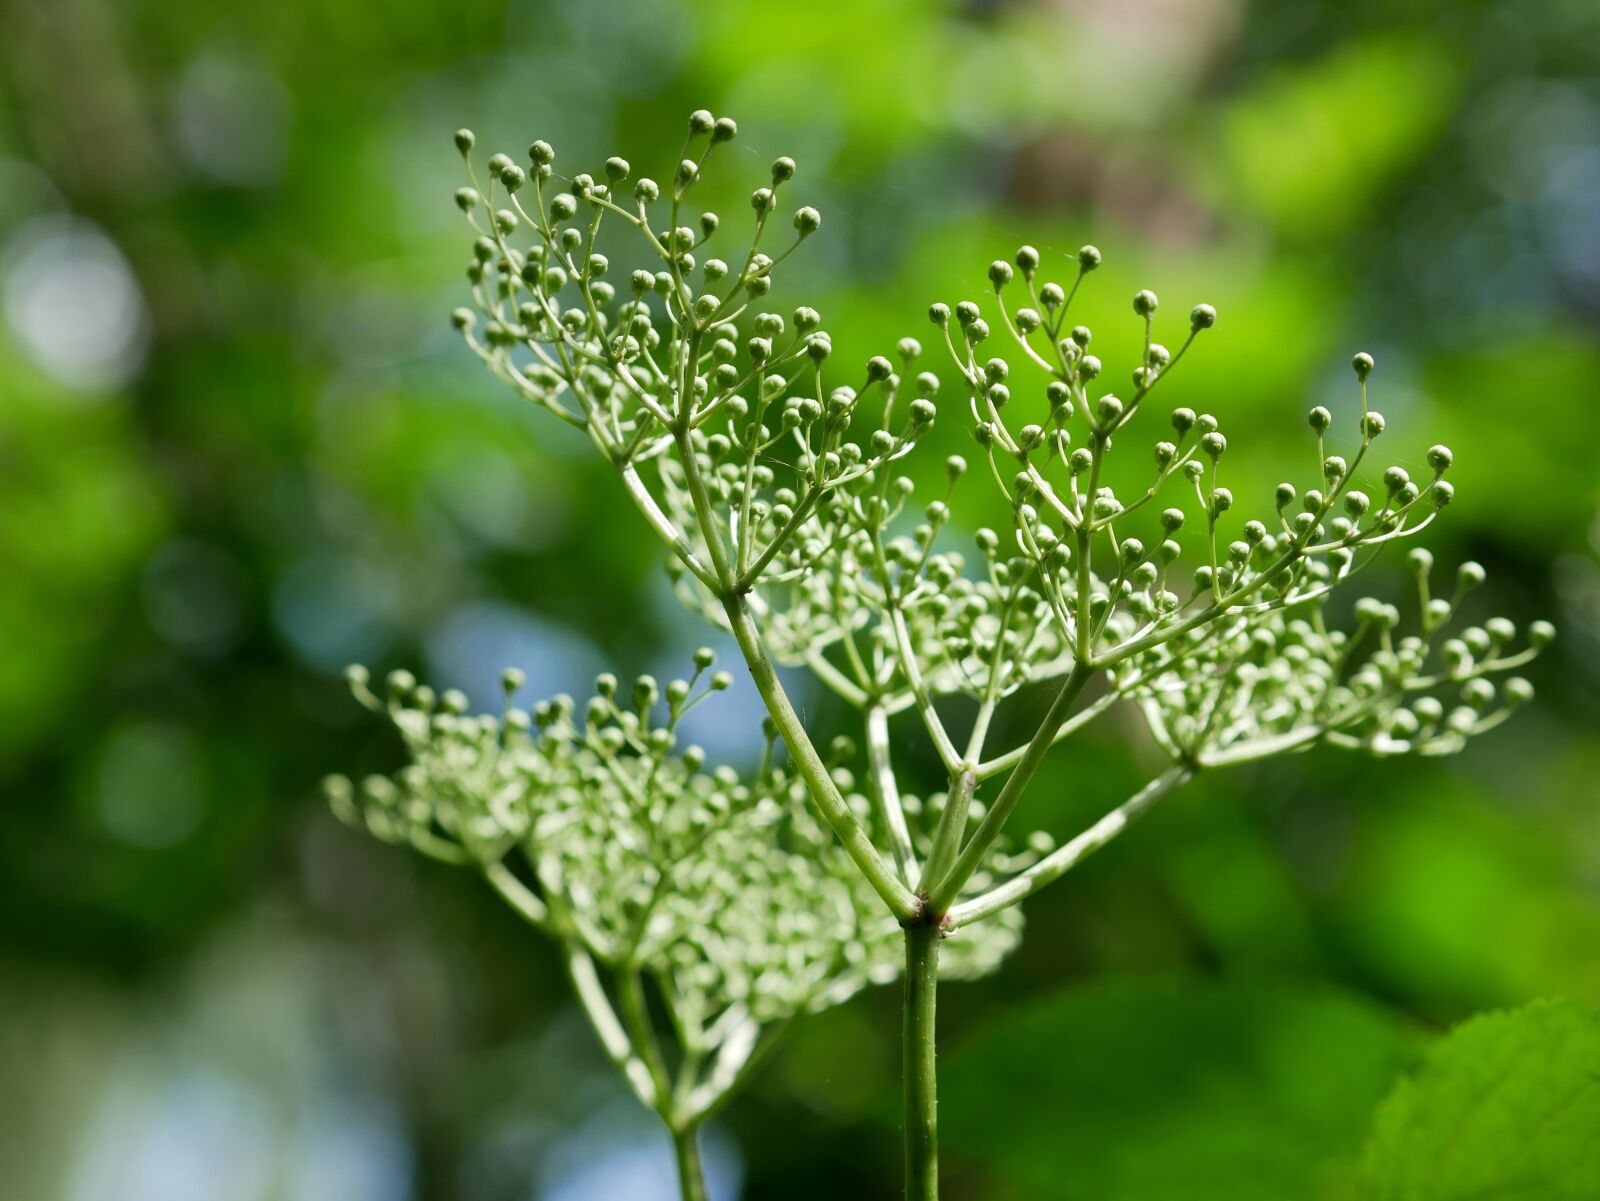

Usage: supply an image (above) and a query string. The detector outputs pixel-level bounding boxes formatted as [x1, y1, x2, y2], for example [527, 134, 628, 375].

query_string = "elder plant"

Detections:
[336, 112, 1553, 1200]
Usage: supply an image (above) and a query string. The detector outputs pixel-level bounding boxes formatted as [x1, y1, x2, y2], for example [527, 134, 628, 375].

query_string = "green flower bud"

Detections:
[1529, 620, 1556, 647]
[771, 156, 796, 183]
[1040, 282, 1066, 308]
[1504, 677, 1534, 705]
[1190, 303, 1216, 330]
[1200, 431, 1227, 458]
[794, 206, 822, 236]
[713, 116, 738, 142]
[1457, 561, 1486, 591]
[1077, 354, 1101, 381]
[1160, 507, 1185, 532]
[1351, 351, 1374, 380]
[929, 302, 950, 326]
[551, 193, 577, 220]
[635, 177, 660, 203]
[1362, 411, 1385, 437]
[1016, 245, 1040, 275]
[1308, 406, 1332, 432]
[1132, 289, 1158, 316]
[450, 307, 475, 332]
[988, 259, 1014, 288]
[454, 187, 479, 212]
[1078, 245, 1102, 271]
[1275, 482, 1296, 509]
[604, 156, 630, 182]
[454, 128, 476, 155]
[688, 109, 715, 134]
[1427, 444, 1453, 473]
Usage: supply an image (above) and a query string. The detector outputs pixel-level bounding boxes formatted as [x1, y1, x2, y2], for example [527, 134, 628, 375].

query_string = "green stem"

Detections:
[672, 1123, 709, 1201]
[925, 661, 1093, 914]
[722, 593, 918, 921]
[903, 922, 941, 1201]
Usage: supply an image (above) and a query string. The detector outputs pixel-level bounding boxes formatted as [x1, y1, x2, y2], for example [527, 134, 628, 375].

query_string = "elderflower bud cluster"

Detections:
[443, 116, 1551, 942]
[327, 647, 1018, 1121]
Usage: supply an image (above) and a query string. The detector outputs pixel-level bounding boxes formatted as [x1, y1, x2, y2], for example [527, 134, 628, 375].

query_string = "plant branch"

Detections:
[948, 765, 1194, 928]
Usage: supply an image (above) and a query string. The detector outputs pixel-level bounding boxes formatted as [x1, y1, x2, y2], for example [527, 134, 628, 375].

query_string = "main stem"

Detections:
[672, 1123, 709, 1201]
[903, 922, 941, 1201]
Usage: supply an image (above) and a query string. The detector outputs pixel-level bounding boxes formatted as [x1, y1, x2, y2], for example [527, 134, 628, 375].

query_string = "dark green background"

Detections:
[2, 0, 1597, 1197]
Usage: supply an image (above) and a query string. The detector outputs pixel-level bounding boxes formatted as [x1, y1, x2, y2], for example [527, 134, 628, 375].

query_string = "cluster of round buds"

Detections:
[447, 113, 832, 443]
[327, 649, 1021, 1046]
[448, 115, 973, 621]
[1121, 546, 1552, 766]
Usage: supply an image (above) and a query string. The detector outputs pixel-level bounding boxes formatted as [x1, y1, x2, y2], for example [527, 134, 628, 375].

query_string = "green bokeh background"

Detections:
[2, 1, 1597, 1198]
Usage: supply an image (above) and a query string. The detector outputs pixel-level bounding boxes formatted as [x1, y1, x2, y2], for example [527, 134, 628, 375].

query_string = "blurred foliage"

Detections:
[942, 977, 1415, 1200]
[1363, 999, 1600, 1200]
[1, 0, 1597, 1197]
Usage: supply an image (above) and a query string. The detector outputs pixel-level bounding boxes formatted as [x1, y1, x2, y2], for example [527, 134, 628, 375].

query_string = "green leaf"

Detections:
[941, 976, 1414, 1201]
[1363, 999, 1600, 1200]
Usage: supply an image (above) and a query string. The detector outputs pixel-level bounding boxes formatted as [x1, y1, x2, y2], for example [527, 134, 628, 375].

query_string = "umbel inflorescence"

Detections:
[327, 652, 1016, 1137]
[332, 110, 1552, 1200]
